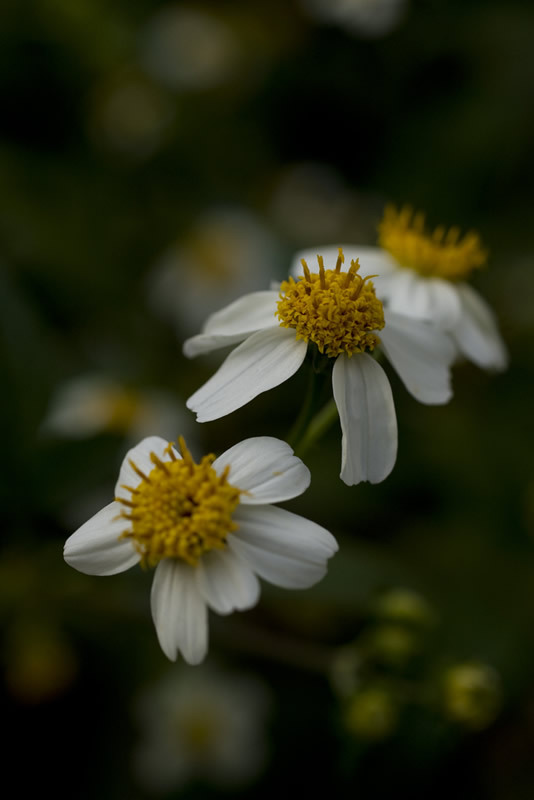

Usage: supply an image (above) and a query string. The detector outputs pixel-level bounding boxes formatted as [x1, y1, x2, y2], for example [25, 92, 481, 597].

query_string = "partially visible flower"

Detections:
[88, 71, 173, 159]
[149, 207, 281, 334]
[139, 6, 239, 91]
[64, 435, 337, 664]
[133, 665, 270, 792]
[184, 249, 455, 486]
[42, 375, 189, 443]
[322, 205, 507, 371]
[300, 0, 408, 38]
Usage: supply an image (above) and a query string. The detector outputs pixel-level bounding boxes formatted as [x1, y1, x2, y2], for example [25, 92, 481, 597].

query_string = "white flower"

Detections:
[140, 7, 238, 91]
[300, 0, 408, 38]
[133, 665, 270, 792]
[149, 207, 282, 335]
[63, 435, 337, 665]
[320, 206, 507, 371]
[184, 249, 455, 486]
[42, 374, 191, 443]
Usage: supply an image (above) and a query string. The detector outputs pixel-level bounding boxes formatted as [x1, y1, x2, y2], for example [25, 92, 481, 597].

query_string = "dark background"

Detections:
[1, 1, 534, 797]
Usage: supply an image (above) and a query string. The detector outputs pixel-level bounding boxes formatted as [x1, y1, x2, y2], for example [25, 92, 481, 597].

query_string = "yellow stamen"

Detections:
[301, 258, 312, 282]
[378, 204, 487, 281]
[317, 255, 326, 289]
[117, 438, 241, 568]
[276, 250, 385, 359]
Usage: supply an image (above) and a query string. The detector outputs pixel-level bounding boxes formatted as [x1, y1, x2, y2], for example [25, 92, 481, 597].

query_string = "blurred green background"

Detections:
[1, 0, 534, 797]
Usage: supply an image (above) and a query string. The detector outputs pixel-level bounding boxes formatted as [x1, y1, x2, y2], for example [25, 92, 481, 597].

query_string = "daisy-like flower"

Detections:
[42, 374, 192, 443]
[184, 250, 455, 485]
[133, 665, 270, 792]
[310, 206, 507, 371]
[149, 207, 281, 335]
[63, 435, 337, 665]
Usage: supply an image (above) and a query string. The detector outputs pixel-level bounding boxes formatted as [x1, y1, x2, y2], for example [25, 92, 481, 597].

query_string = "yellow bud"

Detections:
[366, 624, 420, 669]
[345, 686, 398, 741]
[373, 587, 435, 629]
[443, 662, 501, 730]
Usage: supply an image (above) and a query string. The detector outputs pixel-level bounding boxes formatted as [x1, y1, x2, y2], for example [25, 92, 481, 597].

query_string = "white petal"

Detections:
[63, 501, 140, 576]
[376, 270, 462, 328]
[332, 354, 397, 485]
[291, 245, 397, 279]
[183, 291, 279, 357]
[415, 278, 462, 327]
[151, 559, 208, 664]
[196, 548, 260, 614]
[212, 437, 310, 504]
[453, 283, 508, 371]
[372, 268, 415, 308]
[115, 436, 179, 501]
[228, 505, 338, 590]
[186, 328, 308, 422]
[379, 311, 455, 404]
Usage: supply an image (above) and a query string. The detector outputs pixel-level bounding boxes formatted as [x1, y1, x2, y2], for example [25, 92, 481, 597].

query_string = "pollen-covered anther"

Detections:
[117, 436, 241, 568]
[378, 204, 488, 280]
[277, 249, 385, 358]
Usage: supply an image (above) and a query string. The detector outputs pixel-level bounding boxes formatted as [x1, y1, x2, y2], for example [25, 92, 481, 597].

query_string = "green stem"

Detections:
[294, 398, 339, 458]
[287, 367, 324, 451]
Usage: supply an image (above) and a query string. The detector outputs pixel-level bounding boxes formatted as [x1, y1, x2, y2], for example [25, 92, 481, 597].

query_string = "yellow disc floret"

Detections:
[117, 437, 241, 568]
[277, 249, 385, 359]
[378, 205, 487, 281]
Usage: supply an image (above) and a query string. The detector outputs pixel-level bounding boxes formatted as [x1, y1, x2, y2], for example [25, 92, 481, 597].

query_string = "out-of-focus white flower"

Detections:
[42, 375, 189, 443]
[64, 435, 337, 664]
[88, 72, 173, 158]
[300, 0, 408, 38]
[329, 205, 508, 371]
[184, 249, 455, 486]
[140, 5, 238, 90]
[133, 665, 271, 792]
[149, 207, 282, 334]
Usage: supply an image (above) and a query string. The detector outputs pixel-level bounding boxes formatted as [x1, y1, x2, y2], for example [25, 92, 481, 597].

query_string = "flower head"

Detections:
[329, 205, 508, 371]
[64, 435, 337, 664]
[277, 252, 384, 357]
[184, 249, 455, 486]
[133, 665, 270, 791]
[149, 207, 281, 334]
[42, 374, 190, 443]
[378, 205, 487, 281]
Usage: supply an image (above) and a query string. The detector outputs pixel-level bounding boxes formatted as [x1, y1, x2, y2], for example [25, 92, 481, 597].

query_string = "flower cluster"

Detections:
[63, 204, 506, 664]
[184, 246, 456, 485]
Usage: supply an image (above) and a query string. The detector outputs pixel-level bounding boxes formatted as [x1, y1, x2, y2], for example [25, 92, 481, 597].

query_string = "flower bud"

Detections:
[345, 686, 398, 741]
[443, 662, 501, 729]
[373, 587, 434, 629]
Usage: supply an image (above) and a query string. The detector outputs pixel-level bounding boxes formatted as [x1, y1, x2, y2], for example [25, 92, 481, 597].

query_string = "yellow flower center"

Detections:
[106, 388, 141, 433]
[276, 249, 385, 359]
[378, 205, 487, 281]
[117, 437, 241, 568]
